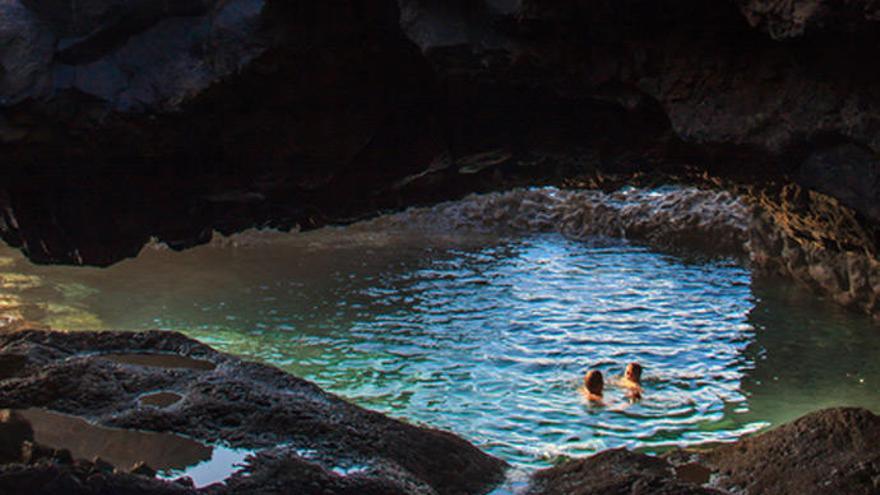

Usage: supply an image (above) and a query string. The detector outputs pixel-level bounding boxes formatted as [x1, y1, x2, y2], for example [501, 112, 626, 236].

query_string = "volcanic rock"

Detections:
[0, 329, 507, 495]
[529, 407, 880, 495]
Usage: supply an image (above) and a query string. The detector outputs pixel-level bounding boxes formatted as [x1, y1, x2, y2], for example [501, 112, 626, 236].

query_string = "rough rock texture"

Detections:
[529, 407, 880, 495]
[0, 0, 266, 110]
[527, 449, 721, 495]
[363, 186, 751, 257]
[748, 183, 880, 318]
[736, 0, 880, 39]
[0, 329, 508, 495]
[0, 462, 192, 495]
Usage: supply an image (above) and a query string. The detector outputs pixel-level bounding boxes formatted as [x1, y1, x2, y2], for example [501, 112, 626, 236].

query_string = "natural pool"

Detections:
[0, 191, 878, 470]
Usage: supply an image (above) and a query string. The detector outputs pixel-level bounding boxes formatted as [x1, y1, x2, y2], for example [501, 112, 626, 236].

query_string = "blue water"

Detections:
[1, 224, 878, 469]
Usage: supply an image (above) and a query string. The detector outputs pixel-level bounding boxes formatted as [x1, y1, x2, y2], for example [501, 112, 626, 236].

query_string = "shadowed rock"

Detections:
[358, 186, 751, 257]
[529, 407, 880, 495]
[527, 449, 721, 495]
[0, 410, 33, 463]
[700, 407, 880, 495]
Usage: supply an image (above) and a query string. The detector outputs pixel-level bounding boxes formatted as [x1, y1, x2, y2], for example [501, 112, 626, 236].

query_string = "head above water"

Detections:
[584, 370, 604, 396]
[625, 363, 643, 384]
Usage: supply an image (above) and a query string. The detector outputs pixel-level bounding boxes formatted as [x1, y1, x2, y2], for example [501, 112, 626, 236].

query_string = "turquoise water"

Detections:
[0, 219, 878, 469]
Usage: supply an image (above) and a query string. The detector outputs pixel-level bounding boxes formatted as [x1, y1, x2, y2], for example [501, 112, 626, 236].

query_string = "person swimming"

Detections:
[617, 362, 643, 400]
[580, 363, 644, 405]
[581, 369, 604, 403]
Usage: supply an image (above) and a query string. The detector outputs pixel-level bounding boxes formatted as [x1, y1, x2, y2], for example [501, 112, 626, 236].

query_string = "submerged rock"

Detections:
[0, 329, 507, 495]
[529, 407, 880, 495]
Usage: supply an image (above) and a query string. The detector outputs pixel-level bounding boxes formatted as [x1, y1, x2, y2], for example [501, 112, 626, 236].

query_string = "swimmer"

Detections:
[617, 362, 643, 400]
[580, 370, 604, 403]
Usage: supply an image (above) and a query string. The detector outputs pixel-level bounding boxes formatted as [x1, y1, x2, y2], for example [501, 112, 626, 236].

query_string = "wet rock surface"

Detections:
[1, 331, 879, 494]
[527, 449, 721, 495]
[361, 186, 751, 257]
[0, 329, 507, 494]
[748, 183, 880, 319]
[529, 407, 880, 495]
[698, 407, 880, 494]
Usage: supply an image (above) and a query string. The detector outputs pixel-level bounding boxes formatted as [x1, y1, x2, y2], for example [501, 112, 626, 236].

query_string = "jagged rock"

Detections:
[748, 183, 880, 318]
[0, 462, 192, 495]
[700, 408, 880, 494]
[358, 186, 751, 257]
[529, 408, 880, 495]
[527, 449, 720, 495]
[798, 144, 880, 223]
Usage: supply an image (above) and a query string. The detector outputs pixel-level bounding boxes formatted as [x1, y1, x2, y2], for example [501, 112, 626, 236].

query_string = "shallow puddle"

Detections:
[11, 408, 250, 487]
[100, 353, 215, 371]
[139, 392, 183, 407]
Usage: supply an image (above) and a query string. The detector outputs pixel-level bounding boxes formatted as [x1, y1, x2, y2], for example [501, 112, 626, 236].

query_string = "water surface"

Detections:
[0, 210, 877, 469]
[9, 408, 250, 487]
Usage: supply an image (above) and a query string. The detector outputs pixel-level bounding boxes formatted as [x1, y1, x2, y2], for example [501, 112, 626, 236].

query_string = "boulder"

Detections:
[529, 407, 880, 495]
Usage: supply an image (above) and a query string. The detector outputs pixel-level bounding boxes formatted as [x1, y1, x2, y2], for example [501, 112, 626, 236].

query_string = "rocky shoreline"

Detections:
[2, 329, 879, 495]
[359, 186, 751, 258]
[0, 329, 507, 495]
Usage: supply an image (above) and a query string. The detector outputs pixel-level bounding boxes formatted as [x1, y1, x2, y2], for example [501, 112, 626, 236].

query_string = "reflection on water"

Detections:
[9, 408, 251, 487]
[739, 279, 880, 427]
[0, 222, 877, 469]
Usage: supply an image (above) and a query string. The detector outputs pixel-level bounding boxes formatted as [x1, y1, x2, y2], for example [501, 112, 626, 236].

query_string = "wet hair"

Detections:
[584, 370, 604, 395]
[625, 363, 643, 383]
